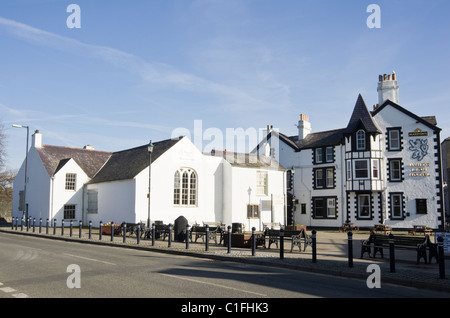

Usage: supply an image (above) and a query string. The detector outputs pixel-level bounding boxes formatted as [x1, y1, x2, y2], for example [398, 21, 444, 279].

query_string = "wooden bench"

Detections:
[372, 224, 392, 234]
[190, 225, 218, 244]
[408, 225, 433, 236]
[339, 222, 359, 233]
[264, 229, 312, 252]
[121, 222, 146, 237]
[360, 233, 437, 264]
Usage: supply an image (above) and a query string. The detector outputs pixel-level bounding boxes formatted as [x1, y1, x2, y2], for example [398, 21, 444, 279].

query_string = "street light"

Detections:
[12, 124, 29, 224]
[147, 140, 154, 228]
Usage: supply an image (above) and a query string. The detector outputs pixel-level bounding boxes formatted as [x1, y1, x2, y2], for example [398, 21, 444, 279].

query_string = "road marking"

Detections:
[63, 253, 116, 265]
[161, 273, 267, 297]
[12, 293, 29, 298]
[0, 287, 16, 293]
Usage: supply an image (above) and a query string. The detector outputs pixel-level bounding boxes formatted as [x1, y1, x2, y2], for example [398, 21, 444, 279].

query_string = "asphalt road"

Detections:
[0, 232, 449, 302]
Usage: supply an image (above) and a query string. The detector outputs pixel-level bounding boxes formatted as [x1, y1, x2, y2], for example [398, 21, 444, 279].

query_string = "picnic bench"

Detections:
[264, 228, 312, 252]
[339, 222, 359, 233]
[360, 233, 438, 264]
[372, 223, 392, 234]
[408, 225, 433, 236]
[190, 225, 219, 244]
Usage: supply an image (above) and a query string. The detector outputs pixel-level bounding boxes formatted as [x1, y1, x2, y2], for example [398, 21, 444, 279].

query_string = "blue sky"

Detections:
[1, 0, 449, 170]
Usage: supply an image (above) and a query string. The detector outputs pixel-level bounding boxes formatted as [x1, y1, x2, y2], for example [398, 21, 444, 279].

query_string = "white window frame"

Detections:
[173, 168, 198, 207]
[326, 147, 333, 162]
[389, 159, 402, 181]
[346, 161, 352, 180]
[257, 171, 268, 196]
[327, 198, 336, 217]
[356, 130, 366, 150]
[388, 129, 401, 150]
[372, 159, 380, 180]
[65, 173, 76, 191]
[358, 194, 371, 219]
[390, 193, 403, 219]
[315, 148, 323, 163]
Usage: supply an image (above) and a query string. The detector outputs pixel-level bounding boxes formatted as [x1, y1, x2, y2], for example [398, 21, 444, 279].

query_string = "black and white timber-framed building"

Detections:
[256, 73, 445, 230]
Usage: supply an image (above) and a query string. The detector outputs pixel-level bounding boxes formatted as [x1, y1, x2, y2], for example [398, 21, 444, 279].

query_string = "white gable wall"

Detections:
[134, 137, 224, 226]
[12, 147, 50, 222]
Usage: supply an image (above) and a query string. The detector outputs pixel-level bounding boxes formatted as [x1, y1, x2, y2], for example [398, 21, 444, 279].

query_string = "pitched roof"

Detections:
[372, 99, 441, 131]
[207, 150, 285, 171]
[294, 128, 346, 149]
[36, 145, 112, 178]
[344, 94, 382, 135]
[89, 137, 182, 184]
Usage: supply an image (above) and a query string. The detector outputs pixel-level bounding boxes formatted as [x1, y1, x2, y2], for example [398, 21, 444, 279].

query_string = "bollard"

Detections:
[89, 221, 92, 239]
[110, 221, 114, 242]
[61, 219, 65, 236]
[312, 230, 317, 263]
[348, 231, 353, 268]
[39, 218, 42, 233]
[438, 236, 446, 279]
[123, 223, 126, 243]
[152, 223, 155, 246]
[70, 220, 73, 237]
[136, 225, 141, 245]
[46, 219, 49, 234]
[251, 227, 256, 256]
[227, 225, 231, 254]
[389, 233, 395, 273]
[11, 217, 14, 230]
[280, 228, 285, 259]
[27, 217, 30, 232]
[99, 221, 103, 240]
[15, 217, 18, 230]
[32, 218, 35, 233]
[168, 224, 173, 248]
[79, 221, 82, 238]
[53, 219, 56, 235]
[205, 225, 209, 251]
[185, 224, 190, 249]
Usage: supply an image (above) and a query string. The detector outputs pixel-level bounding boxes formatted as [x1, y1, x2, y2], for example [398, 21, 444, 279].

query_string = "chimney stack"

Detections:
[377, 72, 399, 105]
[32, 130, 42, 148]
[297, 113, 311, 140]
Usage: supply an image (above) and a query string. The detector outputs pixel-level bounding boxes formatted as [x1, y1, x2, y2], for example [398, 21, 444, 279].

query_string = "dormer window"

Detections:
[356, 130, 366, 150]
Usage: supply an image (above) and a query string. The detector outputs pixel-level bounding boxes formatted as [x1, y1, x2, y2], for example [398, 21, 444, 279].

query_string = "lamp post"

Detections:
[12, 124, 29, 224]
[147, 140, 154, 228]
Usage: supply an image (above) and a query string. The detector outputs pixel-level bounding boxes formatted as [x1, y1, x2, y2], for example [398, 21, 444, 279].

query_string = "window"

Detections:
[64, 204, 76, 219]
[173, 171, 180, 205]
[372, 159, 380, 179]
[388, 128, 401, 151]
[87, 190, 98, 213]
[358, 194, 371, 218]
[326, 168, 334, 188]
[326, 147, 334, 162]
[354, 160, 369, 179]
[390, 193, 403, 219]
[65, 173, 76, 190]
[257, 171, 268, 196]
[416, 199, 427, 214]
[247, 204, 260, 219]
[312, 197, 337, 219]
[356, 130, 366, 150]
[315, 148, 323, 163]
[173, 168, 197, 206]
[314, 167, 335, 189]
[315, 169, 324, 188]
[346, 161, 352, 180]
[389, 159, 402, 182]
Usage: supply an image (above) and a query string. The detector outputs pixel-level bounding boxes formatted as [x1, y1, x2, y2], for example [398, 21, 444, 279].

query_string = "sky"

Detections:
[1, 0, 450, 171]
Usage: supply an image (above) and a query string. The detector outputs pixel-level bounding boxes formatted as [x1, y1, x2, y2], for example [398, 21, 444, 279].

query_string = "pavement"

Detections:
[1, 224, 449, 294]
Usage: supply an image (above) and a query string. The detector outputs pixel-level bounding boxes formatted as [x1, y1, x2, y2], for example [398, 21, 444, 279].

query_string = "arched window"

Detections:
[173, 168, 198, 206]
[356, 130, 366, 150]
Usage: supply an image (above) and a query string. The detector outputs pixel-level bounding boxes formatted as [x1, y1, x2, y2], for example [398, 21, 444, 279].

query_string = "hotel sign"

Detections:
[408, 128, 428, 137]
[408, 162, 430, 177]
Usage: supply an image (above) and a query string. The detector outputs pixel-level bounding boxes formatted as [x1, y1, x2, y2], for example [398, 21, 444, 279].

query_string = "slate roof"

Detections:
[207, 150, 285, 171]
[36, 145, 112, 178]
[344, 94, 382, 135]
[89, 137, 182, 184]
